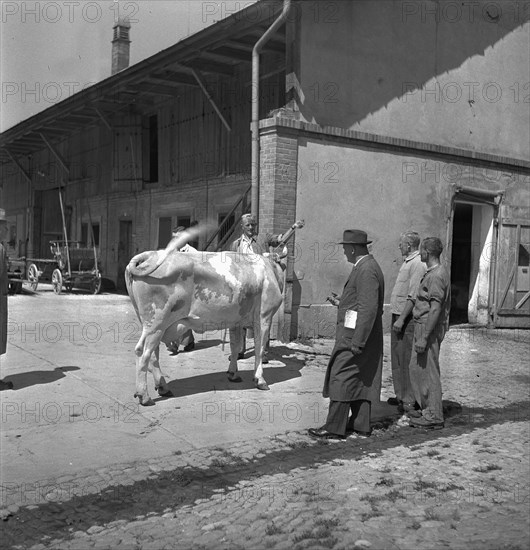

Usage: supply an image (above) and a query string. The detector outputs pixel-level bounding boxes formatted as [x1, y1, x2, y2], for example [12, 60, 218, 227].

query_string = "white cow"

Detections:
[125, 236, 285, 406]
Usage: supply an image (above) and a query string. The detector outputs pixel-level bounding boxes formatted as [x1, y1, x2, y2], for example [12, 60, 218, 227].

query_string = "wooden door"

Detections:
[494, 218, 530, 327]
[117, 220, 132, 292]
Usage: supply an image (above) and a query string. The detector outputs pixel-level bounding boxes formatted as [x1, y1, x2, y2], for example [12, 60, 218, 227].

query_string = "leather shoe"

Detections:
[346, 428, 371, 438]
[183, 341, 195, 352]
[167, 343, 179, 356]
[399, 402, 417, 414]
[387, 397, 400, 406]
[409, 416, 444, 430]
[308, 427, 345, 440]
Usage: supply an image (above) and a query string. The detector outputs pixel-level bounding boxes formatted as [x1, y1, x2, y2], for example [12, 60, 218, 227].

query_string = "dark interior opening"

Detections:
[450, 203, 473, 324]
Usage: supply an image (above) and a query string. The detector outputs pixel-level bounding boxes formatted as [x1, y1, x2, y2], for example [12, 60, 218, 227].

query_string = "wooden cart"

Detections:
[48, 240, 102, 294]
[7, 188, 102, 294]
[7, 256, 55, 293]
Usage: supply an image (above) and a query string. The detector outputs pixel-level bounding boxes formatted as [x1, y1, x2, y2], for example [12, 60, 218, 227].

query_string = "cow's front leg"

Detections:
[227, 327, 242, 382]
[134, 332, 159, 406]
[253, 319, 270, 391]
[150, 345, 173, 398]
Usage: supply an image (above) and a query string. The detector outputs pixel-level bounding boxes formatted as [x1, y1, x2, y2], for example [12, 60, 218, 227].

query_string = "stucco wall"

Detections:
[294, 0, 530, 160]
[289, 128, 528, 336]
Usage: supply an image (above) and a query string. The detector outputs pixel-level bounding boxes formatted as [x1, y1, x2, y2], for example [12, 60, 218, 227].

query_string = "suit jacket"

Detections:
[323, 255, 385, 402]
[0, 244, 8, 355]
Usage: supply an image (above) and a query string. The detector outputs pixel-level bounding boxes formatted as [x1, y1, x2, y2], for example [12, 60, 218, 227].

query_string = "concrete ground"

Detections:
[0, 287, 529, 550]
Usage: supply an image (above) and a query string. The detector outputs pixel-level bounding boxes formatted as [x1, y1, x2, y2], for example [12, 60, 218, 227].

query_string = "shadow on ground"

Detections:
[165, 339, 225, 356]
[160, 346, 306, 400]
[1, 366, 80, 391]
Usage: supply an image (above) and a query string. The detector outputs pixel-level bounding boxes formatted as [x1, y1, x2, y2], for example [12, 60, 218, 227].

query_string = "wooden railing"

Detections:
[204, 185, 251, 251]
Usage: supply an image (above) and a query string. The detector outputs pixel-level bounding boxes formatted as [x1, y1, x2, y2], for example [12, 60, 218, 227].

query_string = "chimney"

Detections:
[111, 17, 131, 75]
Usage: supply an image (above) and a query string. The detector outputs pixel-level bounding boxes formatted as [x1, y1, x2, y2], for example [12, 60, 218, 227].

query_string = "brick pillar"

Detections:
[259, 116, 299, 342]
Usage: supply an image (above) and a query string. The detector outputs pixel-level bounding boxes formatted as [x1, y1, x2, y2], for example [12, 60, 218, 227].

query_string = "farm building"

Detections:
[1, 0, 529, 335]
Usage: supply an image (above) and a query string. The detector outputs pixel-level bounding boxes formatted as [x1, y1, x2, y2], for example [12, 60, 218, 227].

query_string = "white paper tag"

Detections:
[344, 309, 357, 329]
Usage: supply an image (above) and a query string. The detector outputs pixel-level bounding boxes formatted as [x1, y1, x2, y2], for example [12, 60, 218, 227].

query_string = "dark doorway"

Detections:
[450, 203, 473, 324]
[158, 217, 172, 249]
[40, 188, 64, 257]
[117, 220, 133, 292]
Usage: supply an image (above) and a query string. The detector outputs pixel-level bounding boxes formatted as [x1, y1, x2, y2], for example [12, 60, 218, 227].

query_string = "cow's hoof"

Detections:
[227, 371, 242, 383]
[157, 388, 174, 397]
[141, 398, 156, 406]
[134, 393, 156, 406]
[253, 378, 270, 391]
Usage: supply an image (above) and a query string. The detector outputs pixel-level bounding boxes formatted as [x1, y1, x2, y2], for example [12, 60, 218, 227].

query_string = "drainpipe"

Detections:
[251, 0, 291, 223]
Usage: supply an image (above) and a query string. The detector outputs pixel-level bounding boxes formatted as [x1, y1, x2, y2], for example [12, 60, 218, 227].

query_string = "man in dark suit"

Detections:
[309, 229, 384, 440]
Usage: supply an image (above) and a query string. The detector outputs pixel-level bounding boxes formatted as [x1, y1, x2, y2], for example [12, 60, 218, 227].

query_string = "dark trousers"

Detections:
[181, 329, 194, 347]
[324, 400, 371, 436]
[390, 313, 415, 404]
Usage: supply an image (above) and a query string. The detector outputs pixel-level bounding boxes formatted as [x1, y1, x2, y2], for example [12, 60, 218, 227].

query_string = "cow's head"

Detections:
[264, 248, 287, 290]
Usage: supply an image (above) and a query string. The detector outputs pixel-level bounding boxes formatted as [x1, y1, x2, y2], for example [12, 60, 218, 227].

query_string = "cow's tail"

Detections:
[124, 265, 148, 356]
[125, 223, 213, 278]
[124, 264, 141, 321]
[124, 262, 135, 294]
[125, 251, 159, 277]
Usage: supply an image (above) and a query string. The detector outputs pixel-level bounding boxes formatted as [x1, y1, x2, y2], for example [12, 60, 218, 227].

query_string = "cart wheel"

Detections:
[27, 263, 39, 291]
[52, 269, 63, 294]
[91, 273, 102, 295]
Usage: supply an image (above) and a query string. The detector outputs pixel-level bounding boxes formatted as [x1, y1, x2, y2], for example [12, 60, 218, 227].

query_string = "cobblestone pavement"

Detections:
[1, 292, 529, 549]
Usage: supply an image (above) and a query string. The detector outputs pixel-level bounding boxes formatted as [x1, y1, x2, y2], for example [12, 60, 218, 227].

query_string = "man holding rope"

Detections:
[230, 213, 284, 363]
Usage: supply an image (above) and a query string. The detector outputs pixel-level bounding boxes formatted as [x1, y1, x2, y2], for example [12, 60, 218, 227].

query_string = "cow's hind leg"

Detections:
[134, 331, 162, 406]
[227, 327, 242, 383]
[252, 317, 270, 391]
[150, 345, 173, 398]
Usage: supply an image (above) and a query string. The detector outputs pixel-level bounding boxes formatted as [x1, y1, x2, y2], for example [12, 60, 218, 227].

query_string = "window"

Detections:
[177, 216, 191, 230]
[149, 115, 158, 182]
[81, 223, 100, 247]
[92, 224, 100, 247]
[143, 114, 159, 183]
[176, 216, 199, 249]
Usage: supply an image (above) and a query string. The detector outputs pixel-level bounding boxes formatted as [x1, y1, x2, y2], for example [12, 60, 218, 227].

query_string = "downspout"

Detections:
[251, 0, 291, 222]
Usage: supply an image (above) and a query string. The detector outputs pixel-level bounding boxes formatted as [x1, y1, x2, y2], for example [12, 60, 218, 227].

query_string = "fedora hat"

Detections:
[0, 208, 6, 222]
[338, 229, 372, 245]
